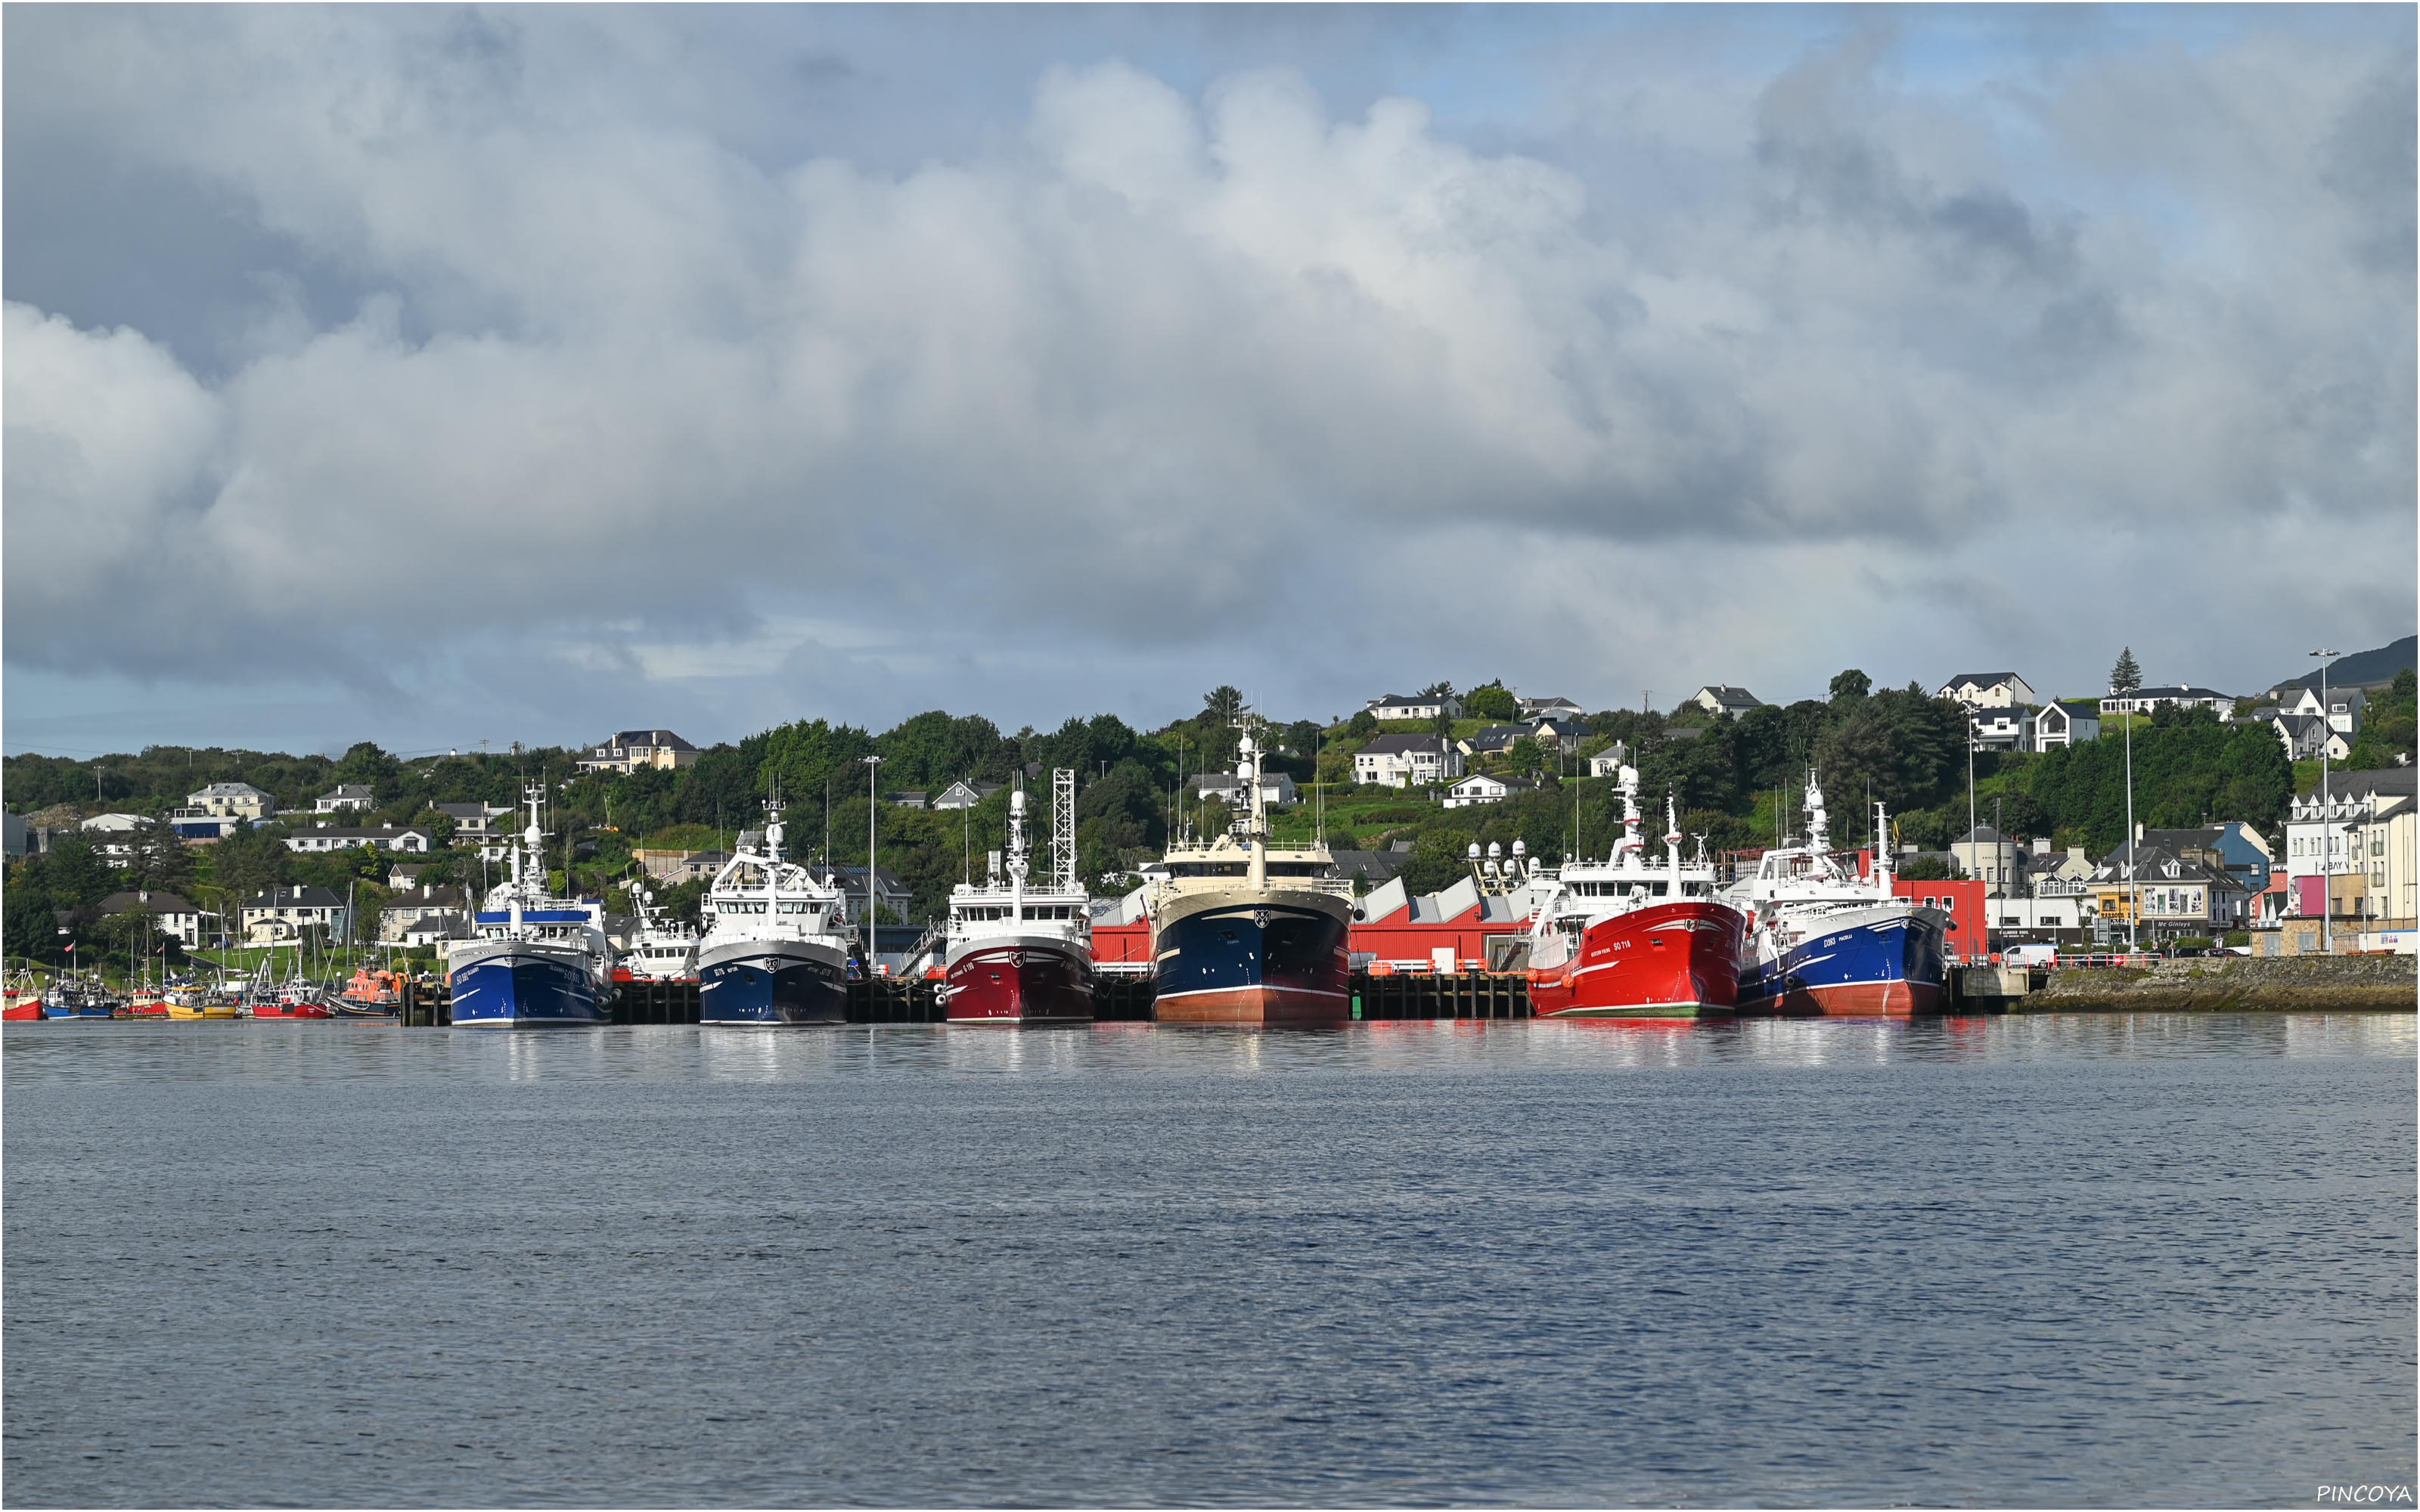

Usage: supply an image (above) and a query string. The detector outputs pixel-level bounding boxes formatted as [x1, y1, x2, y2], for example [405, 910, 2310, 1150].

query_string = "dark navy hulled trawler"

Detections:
[1727, 775, 1949, 1016]
[1148, 722, 1353, 1025]
[695, 799, 852, 1025]
[448, 788, 614, 1027]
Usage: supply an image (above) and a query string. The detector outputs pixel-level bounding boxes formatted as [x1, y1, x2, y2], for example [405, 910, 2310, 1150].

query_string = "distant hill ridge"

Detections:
[2266, 634, 2416, 696]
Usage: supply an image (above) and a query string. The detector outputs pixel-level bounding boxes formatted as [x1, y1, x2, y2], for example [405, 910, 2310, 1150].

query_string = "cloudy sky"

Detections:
[5, 5, 2413, 758]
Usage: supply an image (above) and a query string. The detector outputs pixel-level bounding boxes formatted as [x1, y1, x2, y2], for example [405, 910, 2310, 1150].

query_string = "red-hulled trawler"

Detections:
[942, 770, 1095, 1024]
[1522, 761, 1745, 1019]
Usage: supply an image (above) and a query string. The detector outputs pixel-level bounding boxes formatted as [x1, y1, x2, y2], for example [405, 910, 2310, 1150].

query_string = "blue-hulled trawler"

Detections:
[1728, 773, 1948, 1016]
[447, 788, 614, 1027]
[695, 799, 853, 1025]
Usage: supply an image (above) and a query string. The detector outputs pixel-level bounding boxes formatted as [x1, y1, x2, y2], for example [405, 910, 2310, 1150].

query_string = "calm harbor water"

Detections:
[5, 1014, 2413, 1507]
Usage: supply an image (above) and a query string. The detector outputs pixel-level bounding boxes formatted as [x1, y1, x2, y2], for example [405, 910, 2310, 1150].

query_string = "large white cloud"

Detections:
[2, 9, 2411, 748]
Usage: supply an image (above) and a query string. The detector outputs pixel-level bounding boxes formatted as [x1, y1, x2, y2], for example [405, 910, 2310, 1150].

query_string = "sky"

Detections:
[5, 4, 2414, 760]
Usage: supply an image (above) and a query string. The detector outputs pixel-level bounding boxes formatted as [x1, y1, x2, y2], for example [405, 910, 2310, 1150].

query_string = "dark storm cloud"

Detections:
[2, 5, 2412, 753]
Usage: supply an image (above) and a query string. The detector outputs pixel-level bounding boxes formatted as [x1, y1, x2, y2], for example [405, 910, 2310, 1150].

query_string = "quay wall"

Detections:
[2023, 955, 2416, 1012]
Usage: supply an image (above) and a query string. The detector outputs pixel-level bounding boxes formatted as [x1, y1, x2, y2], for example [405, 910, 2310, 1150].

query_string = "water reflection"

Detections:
[3, 1012, 2409, 1089]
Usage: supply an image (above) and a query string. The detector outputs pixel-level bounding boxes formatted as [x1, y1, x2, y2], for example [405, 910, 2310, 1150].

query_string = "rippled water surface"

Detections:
[6, 1014, 2414, 1507]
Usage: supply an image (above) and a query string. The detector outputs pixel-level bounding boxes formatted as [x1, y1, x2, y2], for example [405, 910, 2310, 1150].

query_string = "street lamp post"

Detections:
[2124, 702, 2137, 953]
[861, 755, 884, 965]
[2311, 649, 2340, 953]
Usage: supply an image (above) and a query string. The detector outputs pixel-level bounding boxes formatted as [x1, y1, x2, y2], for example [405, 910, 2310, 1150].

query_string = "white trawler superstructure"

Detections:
[621, 881, 700, 982]
[941, 770, 1094, 1023]
[693, 796, 854, 1024]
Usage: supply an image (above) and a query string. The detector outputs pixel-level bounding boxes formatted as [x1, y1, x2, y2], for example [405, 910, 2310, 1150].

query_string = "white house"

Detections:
[1587, 743, 1632, 779]
[285, 823, 436, 855]
[2282, 683, 2366, 735]
[2273, 713, 2351, 763]
[1969, 706, 2035, 752]
[575, 729, 701, 774]
[379, 884, 472, 945]
[97, 889, 213, 947]
[238, 885, 348, 944]
[2102, 685, 2235, 720]
[1690, 686, 1765, 720]
[1191, 771, 1299, 808]
[315, 784, 376, 814]
[1936, 672, 2040, 710]
[1443, 774, 1535, 809]
[1366, 692, 1464, 723]
[1354, 733, 1463, 789]
[78, 812, 152, 861]
[2033, 700, 2102, 751]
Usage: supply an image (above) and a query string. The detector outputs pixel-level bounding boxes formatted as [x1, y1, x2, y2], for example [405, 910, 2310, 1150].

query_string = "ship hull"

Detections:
[943, 934, 1095, 1024]
[252, 1001, 332, 1020]
[448, 943, 608, 1027]
[1152, 894, 1351, 1026]
[1736, 906, 1949, 1018]
[1529, 900, 1745, 1020]
[696, 937, 850, 1025]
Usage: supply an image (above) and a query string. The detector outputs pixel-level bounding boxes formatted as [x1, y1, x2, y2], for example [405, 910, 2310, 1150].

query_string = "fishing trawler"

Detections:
[447, 788, 615, 1027]
[1729, 773, 1948, 1015]
[1148, 723, 1353, 1025]
[694, 798, 852, 1025]
[942, 771, 1094, 1024]
[619, 885, 700, 983]
[1522, 761, 1745, 1019]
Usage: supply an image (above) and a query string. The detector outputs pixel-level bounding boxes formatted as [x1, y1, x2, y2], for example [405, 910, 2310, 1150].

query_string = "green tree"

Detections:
[3, 864, 57, 962]
[1346, 710, 1379, 739]
[1202, 686, 1245, 723]
[334, 742, 402, 798]
[1417, 680, 1457, 702]
[41, 836, 114, 909]
[1463, 681, 1519, 720]
[2110, 646, 2142, 695]
[1828, 669, 1872, 703]
[1897, 854, 1961, 881]
[2345, 667, 2416, 770]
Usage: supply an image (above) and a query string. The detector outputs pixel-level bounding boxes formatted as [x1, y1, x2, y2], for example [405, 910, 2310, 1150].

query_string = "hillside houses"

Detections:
[1937, 672, 2041, 710]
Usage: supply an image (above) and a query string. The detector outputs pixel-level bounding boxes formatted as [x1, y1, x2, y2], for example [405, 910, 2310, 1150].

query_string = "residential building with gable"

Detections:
[576, 730, 701, 774]
[1936, 672, 2040, 710]
[1690, 686, 1765, 721]
[2033, 700, 2102, 751]
[315, 785, 376, 814]
[1354, 733, 1463, 788]
[1365, 692, 1464, 723]
[238, 885, 349, 944]
[285, 823, 436, 855]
